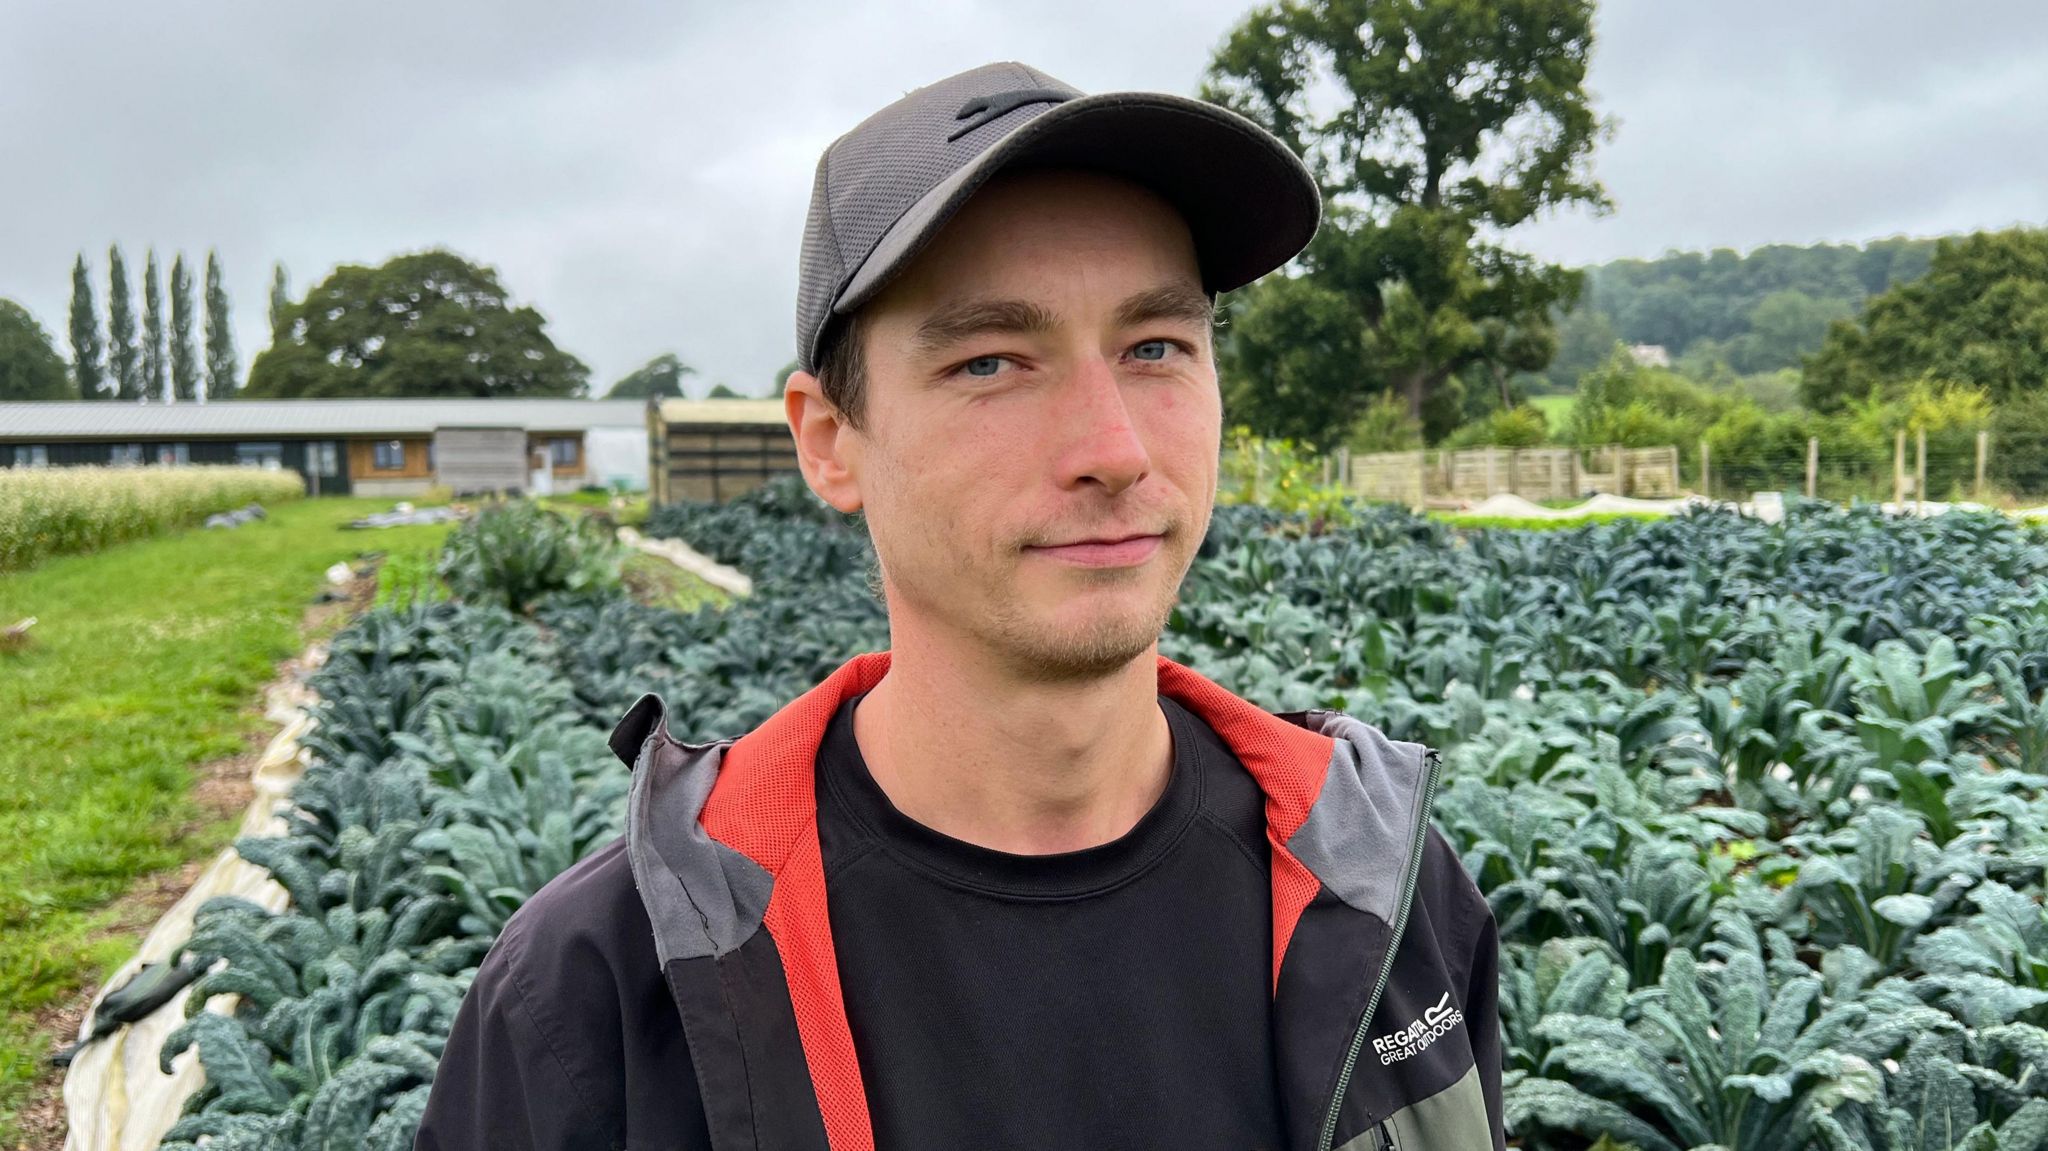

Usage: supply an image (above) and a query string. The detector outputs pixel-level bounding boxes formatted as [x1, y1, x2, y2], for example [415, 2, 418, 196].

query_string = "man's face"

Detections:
[830, 168, 1219, 683]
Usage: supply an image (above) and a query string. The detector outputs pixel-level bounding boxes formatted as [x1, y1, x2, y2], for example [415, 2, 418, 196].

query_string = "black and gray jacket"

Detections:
[415, 651, 1505, 1151]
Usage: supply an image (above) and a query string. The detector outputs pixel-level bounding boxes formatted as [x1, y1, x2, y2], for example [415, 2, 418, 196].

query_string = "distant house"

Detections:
[1627, 343, 1672, 368]
[0, 398, 650, 496]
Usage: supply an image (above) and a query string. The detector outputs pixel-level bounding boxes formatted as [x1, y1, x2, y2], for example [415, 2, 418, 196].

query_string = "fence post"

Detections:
[1336, 445, 1351, 489]
[1321, 456, 1332, 488]
[1977, 430, 1989, 500]
[1806, 437, 1818, 500]
[1699, 438, 1710, 500]
[1894, 430, 1907, 508]
[1484, 449, 1498, 496]
[1916, 427, 1927, 515]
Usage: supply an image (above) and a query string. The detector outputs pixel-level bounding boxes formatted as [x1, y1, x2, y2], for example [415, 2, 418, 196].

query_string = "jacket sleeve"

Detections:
[1465, 898, 1507, 1151]
[413, 933, 612, 1151]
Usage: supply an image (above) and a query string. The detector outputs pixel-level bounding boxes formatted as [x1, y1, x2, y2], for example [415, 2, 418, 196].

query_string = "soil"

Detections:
[7, 562, 378, 1151]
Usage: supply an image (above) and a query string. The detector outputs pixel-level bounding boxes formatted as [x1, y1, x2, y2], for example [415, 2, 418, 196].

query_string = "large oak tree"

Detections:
[607, 352, 693, 399]
[1204, 0, 1608, 445]
[244, 249, 589, 399]
[1804, 228, 2048, 411]
[0, 300, 72, 401]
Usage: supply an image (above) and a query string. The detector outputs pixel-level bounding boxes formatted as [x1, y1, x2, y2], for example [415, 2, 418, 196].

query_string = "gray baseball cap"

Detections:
[795, 60, 1322, 373]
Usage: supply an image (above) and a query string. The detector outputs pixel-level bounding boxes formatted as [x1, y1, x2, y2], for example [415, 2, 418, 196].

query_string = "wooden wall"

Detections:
[347, 437, 432, 480]
[656, 422, 800, 503]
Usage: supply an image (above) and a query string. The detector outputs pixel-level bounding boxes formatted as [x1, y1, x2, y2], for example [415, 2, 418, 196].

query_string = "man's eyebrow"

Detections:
[1110, 283, 1214, 331]
[909, 298, 1059, 354]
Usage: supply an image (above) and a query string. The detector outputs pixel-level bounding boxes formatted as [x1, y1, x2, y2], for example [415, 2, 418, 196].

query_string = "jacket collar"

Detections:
[612, 649, 1439, 1151]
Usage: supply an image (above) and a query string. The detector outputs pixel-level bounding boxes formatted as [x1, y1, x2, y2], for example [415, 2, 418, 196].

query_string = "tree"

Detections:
[608, 352, 693, 398]
[142, 249, 167, 402]
[1536, 305, 1619, 392]
[1736, 289, 1851, 374]
[1218, 272, 1373, 445]
[1582, 239, 1939, 367]
[243, 249, 589, 398]
[269, 262, 290, 339]
[204, 249, 238, 399]
[0, 300, 72, 400]
[707, 383, 743, 399]
[68, 254, 104, 399]
[1805, 228, 2048, 411]
[1204, 0, 1607, 434]
[170, 254, 200, 401]
[106, 245, 142, 401]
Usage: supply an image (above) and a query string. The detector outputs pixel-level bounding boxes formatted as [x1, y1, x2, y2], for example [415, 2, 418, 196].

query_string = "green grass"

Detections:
[539, 489, 649, 526]
[1526, 393, 1576, 428]
[372, 538, 454, 608]
[0, 497, 453, 1138]
[1430, 510, 1664, 531]
[622, 550, 732, 614]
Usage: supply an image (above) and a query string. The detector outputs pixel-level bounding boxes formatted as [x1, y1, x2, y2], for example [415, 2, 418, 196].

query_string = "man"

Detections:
[417, 61, 1503, 1151]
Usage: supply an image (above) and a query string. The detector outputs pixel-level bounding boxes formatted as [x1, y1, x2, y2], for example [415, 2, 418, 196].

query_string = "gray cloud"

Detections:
[4, 0, 2042, 398]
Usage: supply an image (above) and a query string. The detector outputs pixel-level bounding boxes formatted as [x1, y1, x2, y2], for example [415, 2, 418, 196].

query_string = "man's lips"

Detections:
[1025, 533, 1165, 567]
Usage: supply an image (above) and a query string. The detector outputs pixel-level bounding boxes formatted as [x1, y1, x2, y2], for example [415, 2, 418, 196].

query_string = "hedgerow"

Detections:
[158, 477, 2048, 1150]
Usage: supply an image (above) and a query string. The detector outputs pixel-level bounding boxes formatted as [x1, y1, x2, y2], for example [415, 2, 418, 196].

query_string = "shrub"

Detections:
[0, 465, 304, 572]
[1344, 392, 1426, 454]
[1441, 404, 1550, 449]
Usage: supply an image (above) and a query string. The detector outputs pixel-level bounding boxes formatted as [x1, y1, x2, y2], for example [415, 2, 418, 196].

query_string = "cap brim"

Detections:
[833, 90, 1322, 320]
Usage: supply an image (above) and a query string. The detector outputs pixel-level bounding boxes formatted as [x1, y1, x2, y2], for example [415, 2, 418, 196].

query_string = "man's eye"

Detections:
[1132, 340, 1175, 362]
[961, 355, 1006, 377]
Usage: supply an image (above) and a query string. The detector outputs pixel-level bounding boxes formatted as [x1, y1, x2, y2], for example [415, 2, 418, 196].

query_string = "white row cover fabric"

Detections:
[61, 653, 324, 1151]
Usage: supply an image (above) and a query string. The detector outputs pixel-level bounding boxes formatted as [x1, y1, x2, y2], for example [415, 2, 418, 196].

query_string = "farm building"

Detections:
[0, 398, 650, 496]
[647, 397, 800, 503]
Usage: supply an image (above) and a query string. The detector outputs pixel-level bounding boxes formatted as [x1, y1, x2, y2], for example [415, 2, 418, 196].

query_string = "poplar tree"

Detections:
[269, 263, 290, 339]
[69, 253, 105, 398]
[170, 254, 201, 401]
[203, 250, 238, 399]
[142, 249, 167, 402]
[106, 245, 141, 401]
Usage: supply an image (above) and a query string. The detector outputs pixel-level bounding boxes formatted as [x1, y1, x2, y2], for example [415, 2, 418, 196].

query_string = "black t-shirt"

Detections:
[815, 690, 1287, 1151]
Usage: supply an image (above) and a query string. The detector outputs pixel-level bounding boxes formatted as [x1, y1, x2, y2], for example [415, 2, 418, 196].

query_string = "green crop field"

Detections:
[0, 466, 307, 574]
[125, 481, 2048, 1150]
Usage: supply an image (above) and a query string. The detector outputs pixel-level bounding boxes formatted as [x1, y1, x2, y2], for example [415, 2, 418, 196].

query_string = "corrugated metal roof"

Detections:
[0, 398, 650, 439]
[656, 398, 789, 427]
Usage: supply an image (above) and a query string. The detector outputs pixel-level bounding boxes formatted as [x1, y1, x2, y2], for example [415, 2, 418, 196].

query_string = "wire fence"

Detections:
[1329, 426, 2048, 509]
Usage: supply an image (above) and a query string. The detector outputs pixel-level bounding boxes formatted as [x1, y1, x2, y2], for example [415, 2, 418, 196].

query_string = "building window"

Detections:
[307, 441, 339, 476]
[236, 441, 284, 469]
[426, 440, 436, 473]
[109, 443, 144, 466]
[373, 440, 405, 471]
[11, 445, 48, 468]
[156, 443, 190, 466]
[549, 437, 581, 467]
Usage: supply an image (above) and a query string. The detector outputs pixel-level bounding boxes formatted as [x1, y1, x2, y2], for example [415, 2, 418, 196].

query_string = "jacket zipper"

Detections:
[1371, 1121, 1396, 1150]
[1315, 749, 1443, 1151]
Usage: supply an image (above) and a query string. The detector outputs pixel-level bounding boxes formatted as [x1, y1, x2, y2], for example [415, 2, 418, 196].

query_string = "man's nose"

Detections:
[1054, 353, 1151, 496]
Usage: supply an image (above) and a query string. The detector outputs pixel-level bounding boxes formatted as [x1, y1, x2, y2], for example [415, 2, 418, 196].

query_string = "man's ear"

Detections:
[784, 371, 863, 513]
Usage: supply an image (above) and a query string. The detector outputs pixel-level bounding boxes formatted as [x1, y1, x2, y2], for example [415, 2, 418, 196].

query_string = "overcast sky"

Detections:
[3, 0, 2043, 398]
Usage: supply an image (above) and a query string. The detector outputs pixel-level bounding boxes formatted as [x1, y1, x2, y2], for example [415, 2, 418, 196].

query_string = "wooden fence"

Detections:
[1346, 444, 1681, 506]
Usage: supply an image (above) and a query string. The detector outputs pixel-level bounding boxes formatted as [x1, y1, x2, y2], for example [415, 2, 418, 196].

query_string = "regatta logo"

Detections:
[1372, 992, 1464, 1065]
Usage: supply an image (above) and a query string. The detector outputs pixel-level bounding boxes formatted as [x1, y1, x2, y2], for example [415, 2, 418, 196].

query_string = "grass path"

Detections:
[0, 497, 453, 1139]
